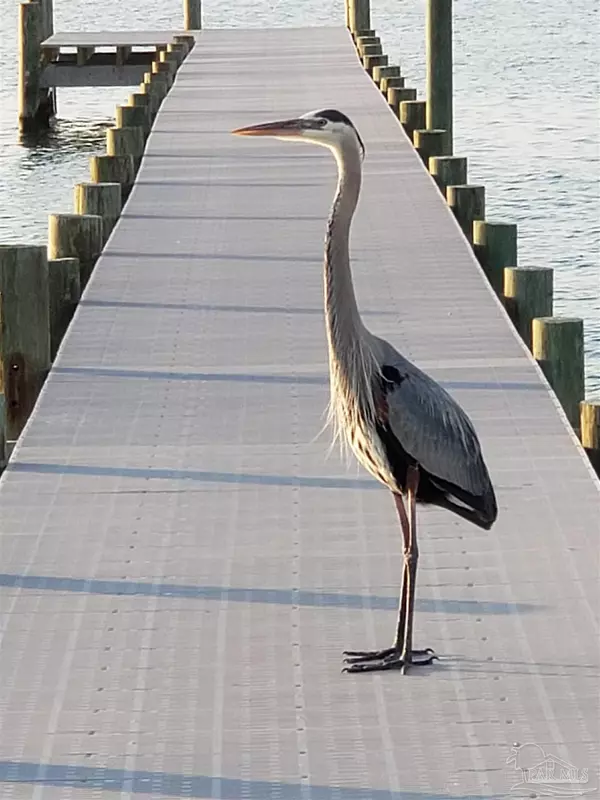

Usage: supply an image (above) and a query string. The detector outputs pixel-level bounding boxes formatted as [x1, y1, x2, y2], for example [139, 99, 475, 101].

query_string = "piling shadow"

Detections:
[7, 461, 377, 491]
[0, 760, 503, 799]
[80, 298, 397, 317]
[0, 573, 539, 615]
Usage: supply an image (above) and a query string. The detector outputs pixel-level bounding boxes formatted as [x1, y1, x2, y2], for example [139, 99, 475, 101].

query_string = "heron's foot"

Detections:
[342, 646, 436, 674]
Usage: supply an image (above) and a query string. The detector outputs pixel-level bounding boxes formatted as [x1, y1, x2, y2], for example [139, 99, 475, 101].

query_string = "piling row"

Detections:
[346, 0, 599, 473]
[0, 34, 196, 471]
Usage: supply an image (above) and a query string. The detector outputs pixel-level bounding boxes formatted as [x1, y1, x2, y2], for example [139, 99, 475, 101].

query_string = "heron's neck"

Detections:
[323, 141, 364, 359]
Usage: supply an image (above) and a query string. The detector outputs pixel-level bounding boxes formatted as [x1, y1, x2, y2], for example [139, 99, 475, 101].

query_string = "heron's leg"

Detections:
[343, 482, 435, 672]
[398, 465, 435, 671]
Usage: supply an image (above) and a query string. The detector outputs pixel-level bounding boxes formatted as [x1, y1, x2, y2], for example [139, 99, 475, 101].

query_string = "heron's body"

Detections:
[233, 109, 498, 673]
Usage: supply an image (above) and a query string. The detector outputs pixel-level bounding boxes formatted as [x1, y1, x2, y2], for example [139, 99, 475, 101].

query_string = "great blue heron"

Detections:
[232, 109, 498, 673]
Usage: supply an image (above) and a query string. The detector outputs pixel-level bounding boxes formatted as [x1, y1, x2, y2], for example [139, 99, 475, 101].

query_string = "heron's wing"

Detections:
[380, 363, 492, 497]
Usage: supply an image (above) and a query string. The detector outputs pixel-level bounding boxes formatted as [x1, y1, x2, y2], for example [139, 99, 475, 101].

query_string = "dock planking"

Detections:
[1, 26, 599, 799]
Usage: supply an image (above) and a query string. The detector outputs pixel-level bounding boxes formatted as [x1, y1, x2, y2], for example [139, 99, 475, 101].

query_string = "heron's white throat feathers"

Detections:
[323, 136, 381, 461]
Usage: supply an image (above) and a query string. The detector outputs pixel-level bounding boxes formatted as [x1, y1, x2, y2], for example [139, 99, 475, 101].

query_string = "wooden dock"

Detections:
[1, 26, 599, 799]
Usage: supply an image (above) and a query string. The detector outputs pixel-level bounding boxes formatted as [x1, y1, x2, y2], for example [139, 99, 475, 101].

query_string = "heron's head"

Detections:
[232, 109, 365, 159]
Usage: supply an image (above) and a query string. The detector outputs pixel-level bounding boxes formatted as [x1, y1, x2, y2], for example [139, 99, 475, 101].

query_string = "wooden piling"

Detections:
[580, 401, 600, 474]
[90, 155, 136, 201]
[388, 87, 417, 112]
[447, 185, 485, 244]
[359, 42, 382, 63]
[399, 99, 426, 140]
[429, 155, 467, 198]
[0, 245, 50, 441]
[414, 129, 450, 165]
[159, 50, 179, 78]
[352, 29, 376, 42]
[48, 213, 103, 287]
[532, 317, 584, 430]
[184, 0, 202, 30]
[504, 267, 553, 350]
[74, 182, 122, 242]
[18, 1, 53, 131]
[173, 34, 195, 52]
[128, 91, 154, 125]
[40, 0, 53, 41]
[373, 65, 401, 88]
[76, 46, 95, 66]
[47, 258, 80, 359]
[0, 383, 5, 471]
[364, 54, 388, 76]
[348, 0, 371, 36]
[473, 221, 517, 294]
[426, 0, 453, 152]
[381, 75, 405, 95]
[116, 45, 131, 66]
[151, 61, 173, 89]
[356, 36, 380, 55]
[167, 42, 187, 67]
[141, 74, 167, 115]
[116, 103, 151, 136]
[106, 126, 145, 170]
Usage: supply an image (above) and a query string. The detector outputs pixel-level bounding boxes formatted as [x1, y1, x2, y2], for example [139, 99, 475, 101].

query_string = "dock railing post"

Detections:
[47, 259, 80, 360]
[348, 0, 371, 37]
[18, 1, 52, 131]
[532, 317, 585, 431]
[581, 401, 600, 474]
[0, 245, 51, 442]
[184, 0, 202, 30]
[504, 267, 553, 351]
[426, 0, 453, 154]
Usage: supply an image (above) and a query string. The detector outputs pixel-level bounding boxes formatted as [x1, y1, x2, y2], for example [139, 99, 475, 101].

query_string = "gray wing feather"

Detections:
[384, 362, 492, 497]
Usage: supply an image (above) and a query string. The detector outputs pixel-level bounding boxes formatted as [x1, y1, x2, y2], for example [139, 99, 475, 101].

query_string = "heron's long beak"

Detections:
[231, 118, 307, 137]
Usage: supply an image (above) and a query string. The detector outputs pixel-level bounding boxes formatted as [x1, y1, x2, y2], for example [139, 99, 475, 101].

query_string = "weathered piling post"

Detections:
[429, 155, 467, 197]
[414, 129, 450, 166]
[141, 73, 168, 116]
[447, 185, 485, 244]
[18, 1, 54, 131]
[504, 267, 553, 350]
[167, 43, 187, 67]
[90, 155, 136, 201]
[48, 214, 103, 287]
[473, 221, 518, 295]
[151, 61, 174, 90]
[359, 41, 382, 62]
[381, 75, 405, 95]
[47, 258, 80, 359]
[159, 50, 179, 79]
[426, 0, 453, 153]
[107, 126, 145, 171]
[373, 65, 401, 89]
[347, 0, 371, 37]
[40, 0, 53, 41]
[174, 34, 195, 52]
[399, 99, 426, 141]
[581, 401, 600, 474]
[128, 92, 154, 127]
[364, 52, 388, 77]
[74, 183, 122, 242]
[116, 103, 151, 137]
[0, 245, 51, 441]
[532, 317, 585, 430]
[0, 385, 6, 471]
[388, 88, 417, 114]
[184, 0, 202, 30]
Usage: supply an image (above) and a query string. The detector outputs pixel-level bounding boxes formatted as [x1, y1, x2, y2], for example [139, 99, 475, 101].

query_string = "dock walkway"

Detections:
[1, 27, 598, 799]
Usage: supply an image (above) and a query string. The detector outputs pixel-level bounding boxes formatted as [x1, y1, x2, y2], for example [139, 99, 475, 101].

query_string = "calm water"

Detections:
[0, 0, 598, 396]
